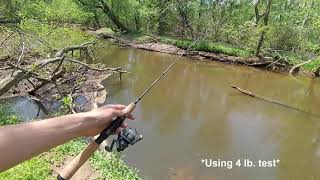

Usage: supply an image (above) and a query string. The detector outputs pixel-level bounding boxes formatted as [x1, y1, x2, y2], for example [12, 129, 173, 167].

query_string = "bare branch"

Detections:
[0, 32, 15, 48]
[29, 68, 65, 95]
[7, 63, 52, 82]
[50, 58, 64, 77]
[55, 41, 95, 57]
[65, 58, 124, 72]
[15, 29, 26, 69]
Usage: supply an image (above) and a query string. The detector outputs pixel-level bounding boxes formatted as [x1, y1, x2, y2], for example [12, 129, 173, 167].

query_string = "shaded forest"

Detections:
[1, 0, 320, 73]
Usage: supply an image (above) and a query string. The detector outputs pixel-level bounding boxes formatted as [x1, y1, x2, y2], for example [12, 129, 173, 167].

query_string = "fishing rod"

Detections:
[57, 30, 211, 180]
[57, 53, 184, 180]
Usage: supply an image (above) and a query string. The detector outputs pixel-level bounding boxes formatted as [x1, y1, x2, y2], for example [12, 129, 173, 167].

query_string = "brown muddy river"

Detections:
[2, 43, 320, 180]
[97, 43, 320, 180]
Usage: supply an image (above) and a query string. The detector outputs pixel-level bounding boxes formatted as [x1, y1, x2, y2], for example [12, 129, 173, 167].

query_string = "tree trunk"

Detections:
[177, 1, 194, 38]
[255, 0, 272, 56]
[93, 12, 101, 28]
[197, 0, 205, 33]
[0, 71, 29, 96]
[98, 0, 129, 33]
[157, 0, 170, 36]
[254, 0, 261, 26]
[0, 18, 20, 24]
[256, 31, 265, 56]
[134, 11, 140, 31]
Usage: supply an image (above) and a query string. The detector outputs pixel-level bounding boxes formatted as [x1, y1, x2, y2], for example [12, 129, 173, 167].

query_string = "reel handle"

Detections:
[57, 103, 136, 180]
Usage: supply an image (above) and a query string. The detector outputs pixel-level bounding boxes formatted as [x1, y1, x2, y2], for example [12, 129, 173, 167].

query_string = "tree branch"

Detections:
[289, 59, 315, 75]
[230, 85, 320, 118]
[65, 58, 129, 73]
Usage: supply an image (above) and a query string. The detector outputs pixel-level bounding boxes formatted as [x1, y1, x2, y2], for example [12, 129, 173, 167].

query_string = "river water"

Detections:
[2, 43, 320, 180]
[97, 44, 320, 180]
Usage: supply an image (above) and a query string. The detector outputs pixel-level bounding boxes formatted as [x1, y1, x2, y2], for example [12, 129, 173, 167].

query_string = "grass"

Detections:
[98, 28, 253, 57]
[0, 156, 52, 180]
[122, 32, 154, 43]
[301, 58, 320, 71]
[0, 106, 21, 126]
[159, 37, 253, 57]
[110, 30, 253, 57]
[91, 151, 140, 180]
[0, 106, 141, 180]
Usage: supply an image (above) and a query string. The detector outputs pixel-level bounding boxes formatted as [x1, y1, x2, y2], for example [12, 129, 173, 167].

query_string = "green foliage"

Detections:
[0, 0, 22, 21]
[51, 139, 141, 179]
[0, 106, 21, 126]
[0, 136, 140, 179]
[59, 96, 76, 113]
[90, 152, 141, 180]
[18, 0, 93, 24]
[49, 139, 87, 165]
[122, 32, 154, 43]
[20, 19, 95, 56]
[0, 156, 51, 180]
[267, 25, 302, 51]
[98, 27, 115, 35]
[160, 37, 252, 57]
[303, 59, 320, 71]
[61, 96, 73, 109]
[0, 106, 50, 180]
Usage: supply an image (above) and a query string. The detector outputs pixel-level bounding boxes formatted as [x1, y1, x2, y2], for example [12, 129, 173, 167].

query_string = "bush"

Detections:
[160, 37, 252, 57]
[268, 25, 302, 51]
[20, 19, 96, 56]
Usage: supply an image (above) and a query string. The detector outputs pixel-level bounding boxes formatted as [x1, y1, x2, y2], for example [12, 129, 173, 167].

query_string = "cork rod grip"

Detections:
[57, 141, 99, 180]
[123, 102, 136, 115]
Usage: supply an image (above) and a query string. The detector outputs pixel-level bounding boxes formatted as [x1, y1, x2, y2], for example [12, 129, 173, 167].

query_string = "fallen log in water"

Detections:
[289, 58, 316, 75]
[230, 85, 320, 118]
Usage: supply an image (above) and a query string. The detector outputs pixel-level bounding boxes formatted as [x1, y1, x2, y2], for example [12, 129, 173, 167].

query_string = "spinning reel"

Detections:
[105, 127, 143, 152]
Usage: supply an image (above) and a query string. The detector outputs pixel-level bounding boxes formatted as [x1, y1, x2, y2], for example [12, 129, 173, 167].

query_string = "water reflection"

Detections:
[0, 96, 47, 121]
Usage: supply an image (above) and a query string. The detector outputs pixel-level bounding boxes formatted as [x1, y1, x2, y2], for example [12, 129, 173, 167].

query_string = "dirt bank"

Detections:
[89, 30, 296, 74]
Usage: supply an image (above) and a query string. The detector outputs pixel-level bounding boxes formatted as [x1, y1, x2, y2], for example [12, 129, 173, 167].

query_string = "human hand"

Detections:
[82, 104, 135, 136]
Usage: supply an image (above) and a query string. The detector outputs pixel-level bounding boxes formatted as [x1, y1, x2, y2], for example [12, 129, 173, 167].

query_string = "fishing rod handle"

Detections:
[57, 103, 136, 180]
[57, 141, 99, 180]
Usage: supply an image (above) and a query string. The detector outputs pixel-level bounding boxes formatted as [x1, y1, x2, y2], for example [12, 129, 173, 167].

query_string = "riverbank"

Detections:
[90, 28, 320, 77]
[0, 26, 126, 112]
[0, 26, 140, 179]
[0, 106, 140, 180]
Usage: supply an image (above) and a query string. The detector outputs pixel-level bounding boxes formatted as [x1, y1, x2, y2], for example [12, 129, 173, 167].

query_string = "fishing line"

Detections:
[58, 22, 215, 180]
[134, 28, 212, 104]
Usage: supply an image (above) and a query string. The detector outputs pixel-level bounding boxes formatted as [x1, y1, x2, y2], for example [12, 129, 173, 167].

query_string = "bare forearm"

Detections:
[0, 104, 131, 172]
[0, 112, 96, 172]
